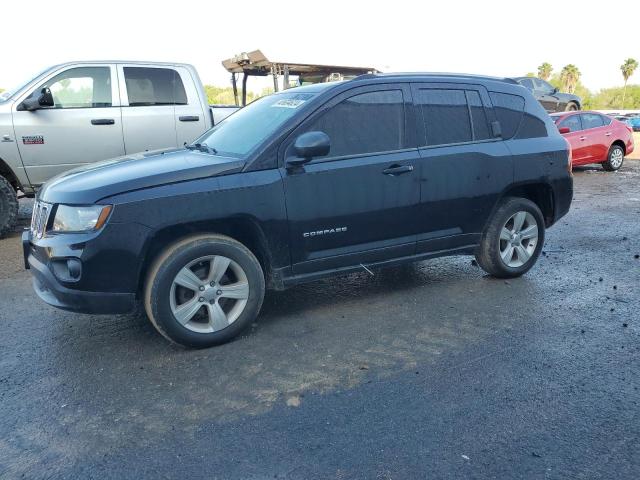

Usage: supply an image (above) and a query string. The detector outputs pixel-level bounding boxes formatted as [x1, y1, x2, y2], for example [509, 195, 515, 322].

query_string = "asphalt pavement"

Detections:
[1, 163, 639, 479]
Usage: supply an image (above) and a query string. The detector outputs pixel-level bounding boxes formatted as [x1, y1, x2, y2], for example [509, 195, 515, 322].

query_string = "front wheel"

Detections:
[144, 234, 265, 348]
[602, 144, 624, 171]
[0, 176, 18, 238]
[475, 197, 545, 278]
[565, 102, 579, 112]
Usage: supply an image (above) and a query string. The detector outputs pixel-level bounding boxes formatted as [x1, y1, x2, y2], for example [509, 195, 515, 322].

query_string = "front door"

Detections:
[557, 114, 589, 164]
[281, 85, 421, 274]
[12, 65, 124, 186]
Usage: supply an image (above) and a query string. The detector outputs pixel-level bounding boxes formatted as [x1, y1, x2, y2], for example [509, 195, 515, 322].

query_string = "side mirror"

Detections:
[287, 131, 330, 167]
[558, 126, 571, 134]
[551, 87, 559, 94]
[20, 87, 54, 111]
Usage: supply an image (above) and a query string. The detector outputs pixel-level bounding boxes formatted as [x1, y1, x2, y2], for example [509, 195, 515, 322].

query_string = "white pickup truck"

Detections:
[0, 61, 238, 235]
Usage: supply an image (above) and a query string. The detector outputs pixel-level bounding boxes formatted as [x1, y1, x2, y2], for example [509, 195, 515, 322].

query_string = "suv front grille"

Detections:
[30, 201, 52, 239]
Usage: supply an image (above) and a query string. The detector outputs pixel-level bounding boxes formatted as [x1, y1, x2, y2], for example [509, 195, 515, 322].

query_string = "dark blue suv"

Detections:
[24, 73, 573, 347]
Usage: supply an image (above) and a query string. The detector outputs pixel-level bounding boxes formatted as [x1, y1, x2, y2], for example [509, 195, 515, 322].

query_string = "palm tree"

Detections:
[620, 58, 638, 109]
[560, 65, 581, 94]
[537, 62, 553, 81]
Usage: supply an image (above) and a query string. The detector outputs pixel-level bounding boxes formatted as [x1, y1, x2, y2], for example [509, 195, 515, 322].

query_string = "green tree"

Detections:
[560, 65, 581, 94]
[537, 62, 553, 81]
[620, 58, 638, 109]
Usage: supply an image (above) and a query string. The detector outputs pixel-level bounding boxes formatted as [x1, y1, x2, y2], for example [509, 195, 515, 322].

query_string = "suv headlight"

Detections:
[52, 204, 112, 233]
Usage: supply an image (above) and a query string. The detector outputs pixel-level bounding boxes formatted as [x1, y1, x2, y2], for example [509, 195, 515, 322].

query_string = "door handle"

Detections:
[382, 164, 414, 176]
[179, 115, 200, 122]
[579, 136, 587, 141]
[605, 132, 612, 136]
[91, 118, 115, 125]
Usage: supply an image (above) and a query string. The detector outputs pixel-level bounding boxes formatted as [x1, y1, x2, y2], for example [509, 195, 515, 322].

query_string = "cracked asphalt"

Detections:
[1, 162, 639, 479]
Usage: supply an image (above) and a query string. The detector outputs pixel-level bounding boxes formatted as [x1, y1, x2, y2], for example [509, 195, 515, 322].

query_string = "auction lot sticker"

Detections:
[272, 99, 306, 108]
[22, 135, 44, 145]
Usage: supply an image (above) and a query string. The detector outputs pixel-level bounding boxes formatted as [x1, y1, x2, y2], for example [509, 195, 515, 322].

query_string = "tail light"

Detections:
[564, 137, 573, 174]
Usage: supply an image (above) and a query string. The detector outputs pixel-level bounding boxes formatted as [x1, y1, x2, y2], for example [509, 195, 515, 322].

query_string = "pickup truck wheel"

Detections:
[144, 234, 265, 348]
[602, 145, 624, 171]
[475, 197, 545, 278]
[0, 176, 18, 238]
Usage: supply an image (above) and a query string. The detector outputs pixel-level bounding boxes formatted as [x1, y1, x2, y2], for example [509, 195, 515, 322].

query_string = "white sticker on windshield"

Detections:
[272, 99, 306, 109]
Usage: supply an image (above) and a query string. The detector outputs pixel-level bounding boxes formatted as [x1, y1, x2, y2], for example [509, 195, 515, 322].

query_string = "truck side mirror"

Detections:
[287, 131, 331, 167]
[20, 87, 54, 111]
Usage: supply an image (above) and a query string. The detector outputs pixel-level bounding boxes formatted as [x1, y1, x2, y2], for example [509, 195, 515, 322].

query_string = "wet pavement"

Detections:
[1, 163, 639, 479]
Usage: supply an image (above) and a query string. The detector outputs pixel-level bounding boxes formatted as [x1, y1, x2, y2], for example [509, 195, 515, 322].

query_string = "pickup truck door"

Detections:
[118, 64, 203, 154]
[281, 84, 421, 274]
[12, 64, 124, 186]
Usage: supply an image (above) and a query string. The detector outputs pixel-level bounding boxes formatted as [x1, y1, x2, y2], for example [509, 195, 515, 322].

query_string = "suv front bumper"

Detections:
[23, 230, 137, 315]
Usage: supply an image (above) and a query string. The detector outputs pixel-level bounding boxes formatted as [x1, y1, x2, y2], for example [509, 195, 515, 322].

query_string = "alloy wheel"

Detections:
[499, 211, 539, 268]
[610, 147, 624, 169]
[169, 255, 249, 333]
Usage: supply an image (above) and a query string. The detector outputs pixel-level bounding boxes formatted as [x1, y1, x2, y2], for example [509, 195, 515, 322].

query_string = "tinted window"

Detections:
[489, 92, 525, 139]
[417, 89, 471, 145]
[466, 90, 491, 141]
[124, 67, 187, 106]
[303, 90, 404, 158]
[534, 79, 554, 94]
[36, 67, 112, 108]
[519, 78, 535, 91]
[559, 115, 582, 132]
[582, 113, 604, 130]
[601, 115, 612, 126]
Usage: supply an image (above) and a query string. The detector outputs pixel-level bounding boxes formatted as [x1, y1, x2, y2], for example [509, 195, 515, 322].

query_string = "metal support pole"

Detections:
[231, 74, 239, 107]
[271, 65, 279, 93]
[283, 65, 290, 90]
[242, 72, 248, 106]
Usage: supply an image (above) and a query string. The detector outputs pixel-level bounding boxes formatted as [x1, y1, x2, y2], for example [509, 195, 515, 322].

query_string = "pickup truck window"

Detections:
[301, 90, 404, 158]
[197, 92, 315, 159]
[124, 67, 187, 106]
[32, 67, 112, 108]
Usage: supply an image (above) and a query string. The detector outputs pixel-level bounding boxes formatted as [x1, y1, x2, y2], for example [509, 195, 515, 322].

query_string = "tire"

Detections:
[0, 175, 18, 238]
[144, 234, 265, 348]
[602, 144, 624, 171]
[475, 197, 545, 278]
[565, 102, 579, 112]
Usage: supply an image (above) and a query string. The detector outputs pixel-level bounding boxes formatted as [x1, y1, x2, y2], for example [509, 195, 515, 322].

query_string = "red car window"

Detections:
[559, 115, 582, 132]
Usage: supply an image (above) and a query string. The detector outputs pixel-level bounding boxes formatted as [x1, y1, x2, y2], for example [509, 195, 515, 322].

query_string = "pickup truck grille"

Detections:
[30, 201, 52, 239]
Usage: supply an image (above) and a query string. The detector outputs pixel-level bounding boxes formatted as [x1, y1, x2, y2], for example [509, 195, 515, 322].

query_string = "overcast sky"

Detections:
[1, 0, 638, 92]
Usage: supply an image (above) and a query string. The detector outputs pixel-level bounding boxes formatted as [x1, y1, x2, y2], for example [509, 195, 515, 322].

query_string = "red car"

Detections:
[551, 111, 634, 171]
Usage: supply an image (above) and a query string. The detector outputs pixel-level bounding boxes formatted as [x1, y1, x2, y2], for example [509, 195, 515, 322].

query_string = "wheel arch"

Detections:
[610, 139, 626, 155]
[492, 182, 555, 228]
[0, 157, 22, 190]
[136, 216, 275, 296]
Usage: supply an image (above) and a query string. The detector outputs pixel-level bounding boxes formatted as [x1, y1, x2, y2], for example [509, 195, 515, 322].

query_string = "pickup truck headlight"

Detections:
[52, 205, 112, 233]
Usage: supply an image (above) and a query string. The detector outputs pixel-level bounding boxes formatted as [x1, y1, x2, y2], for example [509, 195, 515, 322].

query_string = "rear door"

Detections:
[281, 84, 421, 274]
[580, 112, 607, 161]
[12, 64, 124, 186]
[411, 83, 512, 253]
[119, 65, 201, 154]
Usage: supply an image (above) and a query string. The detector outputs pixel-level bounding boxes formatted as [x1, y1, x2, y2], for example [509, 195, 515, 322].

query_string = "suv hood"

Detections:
[38, 148, 245, 205]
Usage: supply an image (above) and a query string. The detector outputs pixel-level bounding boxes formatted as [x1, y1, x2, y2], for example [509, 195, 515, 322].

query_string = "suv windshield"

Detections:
[196, 92, 316, 159]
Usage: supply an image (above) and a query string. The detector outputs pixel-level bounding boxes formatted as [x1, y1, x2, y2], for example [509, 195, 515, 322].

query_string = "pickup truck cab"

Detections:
[0, 61, 236, 235]
[24, 73, 573, 348]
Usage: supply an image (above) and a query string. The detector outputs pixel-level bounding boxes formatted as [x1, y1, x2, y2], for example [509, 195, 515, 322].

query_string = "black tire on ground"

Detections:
[0, 175, 18, 238]
[565, 102, 579, 111]
[601, 144, 625, 171]
[144, 234, 265, 348]
[475, 197, 546, 279]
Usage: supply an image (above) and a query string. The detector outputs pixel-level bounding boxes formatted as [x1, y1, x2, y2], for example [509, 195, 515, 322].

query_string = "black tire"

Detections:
[0, 175, 18, 238]
[602, 144, 624, 171]
[475, 197, 545, 278]
[565, 102, 579, 112]
[144, 234, 265, 348]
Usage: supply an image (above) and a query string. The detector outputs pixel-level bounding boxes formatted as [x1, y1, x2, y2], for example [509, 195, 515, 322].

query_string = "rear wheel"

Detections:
[475, 197, 545, 278]
[0, 176, 18, 238]
[144, 234, 265, 348]
[602, 144, 624, 171]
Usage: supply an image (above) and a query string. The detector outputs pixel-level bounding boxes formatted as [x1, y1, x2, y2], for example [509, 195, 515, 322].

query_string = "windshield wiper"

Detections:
[185, 143, 217, 155]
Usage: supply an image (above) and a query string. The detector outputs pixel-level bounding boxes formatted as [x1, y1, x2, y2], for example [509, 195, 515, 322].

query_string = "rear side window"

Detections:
[302, 90, 404, 158]
[124, 67, 188, 106]
[582, 113, 604, 130]
[466, 90, 491, 141]
[489, 92, 524, 139]
[601, 115, 612, 126]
